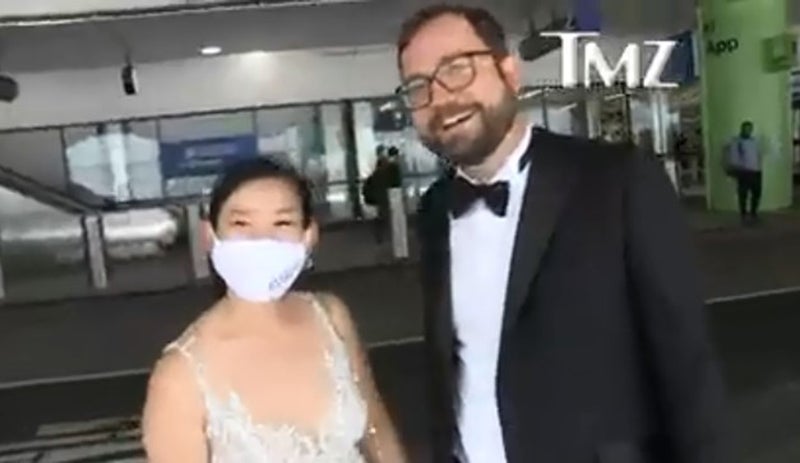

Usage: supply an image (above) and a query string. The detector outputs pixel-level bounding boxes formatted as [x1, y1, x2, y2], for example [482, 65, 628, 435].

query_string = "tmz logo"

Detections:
[541, 32, 678, 89]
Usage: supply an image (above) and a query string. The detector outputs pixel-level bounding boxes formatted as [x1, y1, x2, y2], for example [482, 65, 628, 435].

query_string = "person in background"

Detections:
[141, 158, 406, 462]
[363, 151, 395, 243]
[396, 4, 728, 462]
[386, 146, 403, 189]
[727, 121, 763, 225]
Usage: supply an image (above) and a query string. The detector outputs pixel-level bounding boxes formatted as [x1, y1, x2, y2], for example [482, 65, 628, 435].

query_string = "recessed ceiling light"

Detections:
[200, 46, 222, 56]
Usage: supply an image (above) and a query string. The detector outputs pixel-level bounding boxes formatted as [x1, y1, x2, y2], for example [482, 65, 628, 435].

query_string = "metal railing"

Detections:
[0, 165, 97, 214]
[0, 177, 421, 304]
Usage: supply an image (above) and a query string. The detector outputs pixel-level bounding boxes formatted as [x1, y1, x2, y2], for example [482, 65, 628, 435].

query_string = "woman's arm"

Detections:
[141, 353, 208, 462]
[318, 293, 408, 463]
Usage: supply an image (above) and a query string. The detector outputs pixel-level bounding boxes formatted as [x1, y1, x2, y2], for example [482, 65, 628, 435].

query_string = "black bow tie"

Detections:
[449, 176, 510, 218]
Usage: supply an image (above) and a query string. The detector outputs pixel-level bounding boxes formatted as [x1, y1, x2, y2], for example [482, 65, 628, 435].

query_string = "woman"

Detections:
[142, 158, 407, 462]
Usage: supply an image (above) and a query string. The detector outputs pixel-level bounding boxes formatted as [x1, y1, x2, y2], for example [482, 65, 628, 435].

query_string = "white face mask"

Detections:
[210, 236, 308, 302]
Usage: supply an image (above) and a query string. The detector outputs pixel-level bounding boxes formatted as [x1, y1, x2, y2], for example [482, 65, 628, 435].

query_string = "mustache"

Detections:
[429, 103, 482, 130]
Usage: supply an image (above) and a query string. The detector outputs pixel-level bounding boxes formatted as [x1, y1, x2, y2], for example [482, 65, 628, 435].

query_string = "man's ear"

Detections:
[498, 54, 522, 93]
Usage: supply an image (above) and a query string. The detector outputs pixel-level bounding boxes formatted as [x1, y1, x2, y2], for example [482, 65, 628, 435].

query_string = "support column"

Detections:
[698, 0, 794, 211]
[585, 93, 603, 139]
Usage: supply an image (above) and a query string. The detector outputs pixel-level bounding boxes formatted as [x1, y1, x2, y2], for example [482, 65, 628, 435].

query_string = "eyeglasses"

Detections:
[396, 50, 495, 110]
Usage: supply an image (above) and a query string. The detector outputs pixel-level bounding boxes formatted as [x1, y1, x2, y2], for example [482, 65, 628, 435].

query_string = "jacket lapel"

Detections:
[502, 130, 579, 333]
[419, 176, 457, 367]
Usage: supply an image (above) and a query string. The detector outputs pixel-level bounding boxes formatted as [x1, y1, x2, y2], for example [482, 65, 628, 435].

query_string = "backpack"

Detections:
[362, 174, 378, 206]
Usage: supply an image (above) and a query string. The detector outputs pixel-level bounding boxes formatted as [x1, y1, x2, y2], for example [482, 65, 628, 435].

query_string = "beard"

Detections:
[418, 85, 518, 168]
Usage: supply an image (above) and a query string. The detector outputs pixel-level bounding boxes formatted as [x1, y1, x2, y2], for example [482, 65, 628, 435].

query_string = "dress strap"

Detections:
[307, 293, 344, 344]
[164, 334, 213, 407]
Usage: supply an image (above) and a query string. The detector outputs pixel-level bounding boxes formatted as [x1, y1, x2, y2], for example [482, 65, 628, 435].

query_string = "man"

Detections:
[364, 151, 392, 243]
[395, 5, 728, 463]
[726, 121, 763, 225]
[386, 146, 404, 189]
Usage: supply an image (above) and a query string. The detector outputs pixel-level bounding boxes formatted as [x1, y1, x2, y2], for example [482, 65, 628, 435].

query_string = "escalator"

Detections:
[0, 164, 104, 214]
[0, 164, 185, 304]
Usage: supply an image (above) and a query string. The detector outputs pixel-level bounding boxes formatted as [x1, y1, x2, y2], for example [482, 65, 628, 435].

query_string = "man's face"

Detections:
[398, 14, 520, 168]
[741, 123, 753, 138]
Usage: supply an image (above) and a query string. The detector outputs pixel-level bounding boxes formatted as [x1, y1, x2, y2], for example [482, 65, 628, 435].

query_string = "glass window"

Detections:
[629, 89, 664, 154]
[669, 84, 704, 192]
[353, 100, 381, 180]
[158, 112, 256, 198]
[519, 87, 547, 129]
[544, 88, 591, 137]
[63, 121, 162, 203]
[0, 129, 67, 190]
[597, 86, 631, 144]
[352, 97, 442, 212]
[256, 103, 351, 223]
[256, 105, 319, 169]
[0, 185, 90, 302]
[357, 98, 442, 178]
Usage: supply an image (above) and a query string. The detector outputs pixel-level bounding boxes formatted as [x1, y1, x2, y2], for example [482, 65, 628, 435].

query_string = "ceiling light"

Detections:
[200, 46, 222, 56]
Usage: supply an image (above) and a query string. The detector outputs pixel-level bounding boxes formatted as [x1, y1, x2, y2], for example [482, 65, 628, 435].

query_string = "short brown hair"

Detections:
[396, 4, 509, 66]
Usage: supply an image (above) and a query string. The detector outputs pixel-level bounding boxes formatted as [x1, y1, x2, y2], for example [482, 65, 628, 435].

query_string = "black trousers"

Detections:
[736, 170, 762, 217]
[373, 196, 389, 242]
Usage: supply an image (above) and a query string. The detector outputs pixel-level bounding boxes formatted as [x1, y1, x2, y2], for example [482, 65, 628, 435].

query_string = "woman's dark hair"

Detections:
[206, 157, 314, 298]
[208, 157, 313, 230]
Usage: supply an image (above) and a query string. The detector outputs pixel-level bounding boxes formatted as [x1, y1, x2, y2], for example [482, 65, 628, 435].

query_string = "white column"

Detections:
[650, 90, 671, 155]
[186, 203, 210, 280]
[585, 94, 603, 139]
[353, 101, 378, 179]
[320, 104, 347, 183]
[388, 188, 408, 259]
[83, 215, 108, 290]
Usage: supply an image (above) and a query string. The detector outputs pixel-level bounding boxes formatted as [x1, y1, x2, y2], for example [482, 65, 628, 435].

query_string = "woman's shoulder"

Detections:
[307, 292, 359, 343]
[142, 337, 206, 431]
[153, 306, 219, 382]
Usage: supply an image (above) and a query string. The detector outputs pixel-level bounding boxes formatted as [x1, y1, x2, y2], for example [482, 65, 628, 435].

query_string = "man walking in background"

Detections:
[726, 121, 763, 225]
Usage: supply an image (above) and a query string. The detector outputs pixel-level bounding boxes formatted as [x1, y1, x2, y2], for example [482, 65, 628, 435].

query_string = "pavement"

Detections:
[2, 293, 800, 462]
[3, 204, 800, 461]
[4, 206, 800, 385]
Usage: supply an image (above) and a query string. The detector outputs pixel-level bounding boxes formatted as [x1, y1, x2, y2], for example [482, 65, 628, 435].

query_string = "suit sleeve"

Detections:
[624, 152, 729, 463]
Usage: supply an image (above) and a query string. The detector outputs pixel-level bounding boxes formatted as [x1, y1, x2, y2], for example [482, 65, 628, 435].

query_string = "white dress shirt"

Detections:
[449, 127, 533, 463]
[730, 136, 761, 172]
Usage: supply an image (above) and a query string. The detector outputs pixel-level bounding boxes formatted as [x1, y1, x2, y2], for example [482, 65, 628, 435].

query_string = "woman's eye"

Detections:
[232, 220, 248, 227]
[276, 220, 293, 227]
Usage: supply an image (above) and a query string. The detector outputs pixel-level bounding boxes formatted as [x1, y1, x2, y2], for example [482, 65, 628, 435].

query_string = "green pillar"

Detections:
[698, 0, 794, 211]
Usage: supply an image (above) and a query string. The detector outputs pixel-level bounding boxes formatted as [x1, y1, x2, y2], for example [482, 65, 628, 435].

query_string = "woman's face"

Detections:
[213, 177, 316, 246]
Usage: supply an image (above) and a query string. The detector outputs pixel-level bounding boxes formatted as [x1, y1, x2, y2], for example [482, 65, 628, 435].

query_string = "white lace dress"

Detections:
[165, 296, 369, 462]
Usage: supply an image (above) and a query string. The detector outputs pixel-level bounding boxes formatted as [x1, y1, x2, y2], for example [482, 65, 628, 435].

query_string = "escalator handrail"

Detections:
[0, 164, 96, 214]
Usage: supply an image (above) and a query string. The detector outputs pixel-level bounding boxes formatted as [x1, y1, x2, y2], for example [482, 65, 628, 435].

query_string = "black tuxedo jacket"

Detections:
[416, 128, 728, 463]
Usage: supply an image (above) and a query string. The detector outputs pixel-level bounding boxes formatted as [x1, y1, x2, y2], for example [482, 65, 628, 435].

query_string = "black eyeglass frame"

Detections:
[395, 50, 496, 110]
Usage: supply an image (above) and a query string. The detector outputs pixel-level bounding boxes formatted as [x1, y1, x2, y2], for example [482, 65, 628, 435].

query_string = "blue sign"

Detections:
[159, 135, 258, 179]
[662, 29, 697, 85]
[573, 0, 602, 31]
